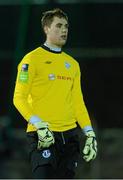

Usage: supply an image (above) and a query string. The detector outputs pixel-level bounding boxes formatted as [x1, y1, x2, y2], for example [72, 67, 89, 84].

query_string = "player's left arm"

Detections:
[72, 62, 97, 162]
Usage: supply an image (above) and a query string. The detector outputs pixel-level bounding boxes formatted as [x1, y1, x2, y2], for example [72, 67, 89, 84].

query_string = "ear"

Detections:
[44, 26, 50, 35]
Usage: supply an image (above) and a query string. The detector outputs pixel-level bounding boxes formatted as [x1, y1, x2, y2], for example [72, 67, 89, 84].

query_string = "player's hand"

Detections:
[37, 128, 55, 149]
[83, 131, 97, 162]
[29, 116, 55, 149]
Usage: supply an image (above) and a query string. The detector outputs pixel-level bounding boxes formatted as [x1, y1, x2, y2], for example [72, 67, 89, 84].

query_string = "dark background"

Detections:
[0, 0, 123, 178]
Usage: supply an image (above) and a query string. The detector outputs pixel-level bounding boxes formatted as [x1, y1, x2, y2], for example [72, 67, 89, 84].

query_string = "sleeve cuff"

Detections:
[29, 116, 42, 124]
[82, 126, 93, 134]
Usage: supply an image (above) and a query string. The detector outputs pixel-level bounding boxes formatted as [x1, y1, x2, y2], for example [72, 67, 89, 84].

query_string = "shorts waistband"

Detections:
[53, 127, 79, 137]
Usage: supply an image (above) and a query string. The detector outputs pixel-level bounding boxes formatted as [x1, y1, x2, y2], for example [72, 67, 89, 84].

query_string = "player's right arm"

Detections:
[13, 54, 55, 148]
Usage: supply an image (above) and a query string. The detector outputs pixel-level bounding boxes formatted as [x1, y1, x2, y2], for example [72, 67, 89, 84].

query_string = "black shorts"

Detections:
[26, 127, 80, 178]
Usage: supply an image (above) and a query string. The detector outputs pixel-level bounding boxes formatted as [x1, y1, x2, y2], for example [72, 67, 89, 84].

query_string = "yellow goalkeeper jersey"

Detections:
[13, 45, 92, 132]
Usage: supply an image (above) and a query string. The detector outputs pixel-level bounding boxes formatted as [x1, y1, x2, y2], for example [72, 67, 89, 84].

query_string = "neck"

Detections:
[44, 41, 62, 52]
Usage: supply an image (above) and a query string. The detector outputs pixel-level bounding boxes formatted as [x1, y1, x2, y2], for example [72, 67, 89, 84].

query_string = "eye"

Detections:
[56, 23, 62, 28]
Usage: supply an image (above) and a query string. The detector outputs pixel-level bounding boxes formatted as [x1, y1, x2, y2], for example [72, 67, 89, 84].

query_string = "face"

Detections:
[44, 16, 69, 48]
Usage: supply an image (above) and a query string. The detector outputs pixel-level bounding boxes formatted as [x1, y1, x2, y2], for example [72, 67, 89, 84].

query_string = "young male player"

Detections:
[13, 8, 97, 179]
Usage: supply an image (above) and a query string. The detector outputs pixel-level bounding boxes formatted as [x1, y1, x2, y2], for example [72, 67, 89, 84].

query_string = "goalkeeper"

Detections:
[13, 8, 97, 179]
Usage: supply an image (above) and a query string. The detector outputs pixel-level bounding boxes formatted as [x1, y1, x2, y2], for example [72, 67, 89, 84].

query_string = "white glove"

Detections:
[83, 130, 97, 162]
[29, 116, 55, 149]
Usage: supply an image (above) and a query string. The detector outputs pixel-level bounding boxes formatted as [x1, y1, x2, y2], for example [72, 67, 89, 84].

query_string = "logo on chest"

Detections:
[45, 61, 52, 64]
[57, 75, 72, 80]
[48, 74, 56, 80]
[48, 74, 72, 81]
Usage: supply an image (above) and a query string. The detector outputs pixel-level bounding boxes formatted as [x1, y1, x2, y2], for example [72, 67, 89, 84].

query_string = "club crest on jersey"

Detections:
[42, 150, 51, 158]
[65, 62, 71, 69]
[48, 74, 55, 80]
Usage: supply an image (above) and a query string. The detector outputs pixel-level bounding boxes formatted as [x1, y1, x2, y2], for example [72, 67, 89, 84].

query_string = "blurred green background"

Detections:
[0, 0, 123, 178]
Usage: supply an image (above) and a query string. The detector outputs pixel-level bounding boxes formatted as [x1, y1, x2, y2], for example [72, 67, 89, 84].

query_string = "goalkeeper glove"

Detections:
[29, 116, 55, 149]
[37, 128, 55, 149]
[83, 130, 97, 162]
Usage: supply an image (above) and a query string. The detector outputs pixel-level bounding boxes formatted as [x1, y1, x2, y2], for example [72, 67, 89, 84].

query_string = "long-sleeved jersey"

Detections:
[13, 45, 92, 132]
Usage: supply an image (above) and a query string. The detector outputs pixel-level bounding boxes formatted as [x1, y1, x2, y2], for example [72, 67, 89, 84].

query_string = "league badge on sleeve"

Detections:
[19, 64, 29, 83]
[21, 64, 29, 71]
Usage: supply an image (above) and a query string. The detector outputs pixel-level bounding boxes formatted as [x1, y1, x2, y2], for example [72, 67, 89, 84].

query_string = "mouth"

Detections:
[61, 35, 67, 40]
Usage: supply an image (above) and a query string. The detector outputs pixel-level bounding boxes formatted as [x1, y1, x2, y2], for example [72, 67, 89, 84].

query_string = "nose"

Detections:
[62, 26, 67, 33]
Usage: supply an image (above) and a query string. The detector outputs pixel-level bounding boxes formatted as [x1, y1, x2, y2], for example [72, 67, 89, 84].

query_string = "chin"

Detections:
[59, 40, 66, 46]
